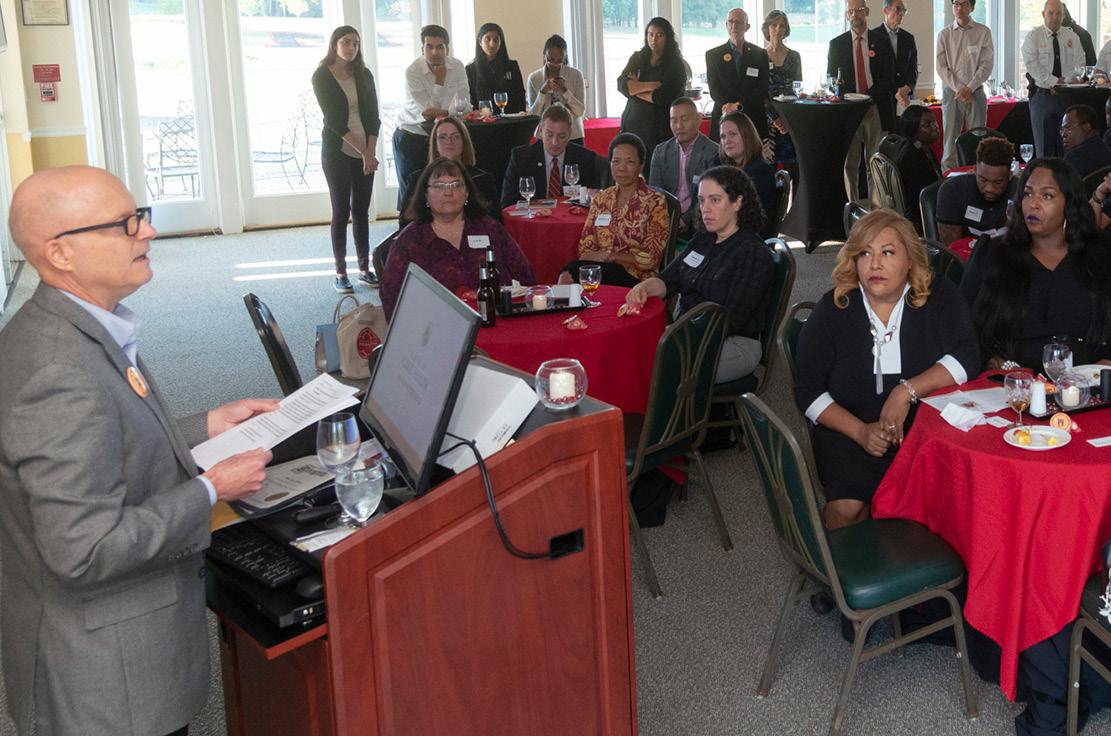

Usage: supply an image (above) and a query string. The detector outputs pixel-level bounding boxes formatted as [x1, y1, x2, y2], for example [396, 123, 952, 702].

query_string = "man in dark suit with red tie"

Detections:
[705, 8, 770, 141]
[500, 105, 605, 209]
[827, 0, 896, 201]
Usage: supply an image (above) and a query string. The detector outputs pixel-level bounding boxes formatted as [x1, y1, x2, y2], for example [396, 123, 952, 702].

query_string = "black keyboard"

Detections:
[207, 523, 311, 589]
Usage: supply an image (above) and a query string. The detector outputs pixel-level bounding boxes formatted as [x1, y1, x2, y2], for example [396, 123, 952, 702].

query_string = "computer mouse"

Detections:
[295, 574, 324, 600]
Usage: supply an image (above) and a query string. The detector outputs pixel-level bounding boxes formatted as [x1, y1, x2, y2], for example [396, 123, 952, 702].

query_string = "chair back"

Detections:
[776, 301, 816, 387]
[649, 185, 682, 271]
[754, 238, 797, 387]
[843, 200, 870, 238]
[372, 230, 399, 281]
[955, 126, 1007, 168]
[243, 293, 303, 396]
[770, 169, 792, 237]
[919, 179, 942, 242]
[923, 237, 965, 287]
[736, 394, 834, 584]
[868, 151, 906, 215]
[1084, 165, 1111, 198]
[629, 302, 729, 478]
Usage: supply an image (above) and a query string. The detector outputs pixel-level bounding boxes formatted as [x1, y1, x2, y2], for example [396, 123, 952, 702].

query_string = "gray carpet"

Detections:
[0, 224, 1104, 735]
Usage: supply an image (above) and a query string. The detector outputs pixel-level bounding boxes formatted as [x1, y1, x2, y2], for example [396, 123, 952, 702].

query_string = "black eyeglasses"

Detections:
[54, 207, 152, 240]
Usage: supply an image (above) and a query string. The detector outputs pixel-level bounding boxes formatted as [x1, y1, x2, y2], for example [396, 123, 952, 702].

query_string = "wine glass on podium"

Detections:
[316, 412, 360, 526]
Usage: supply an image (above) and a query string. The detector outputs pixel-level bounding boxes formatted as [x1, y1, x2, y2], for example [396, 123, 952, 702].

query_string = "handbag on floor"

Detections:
[315, 295, 386, 379]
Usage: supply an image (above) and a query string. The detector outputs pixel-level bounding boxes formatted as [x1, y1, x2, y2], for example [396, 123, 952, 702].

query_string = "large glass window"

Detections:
[681, 0, 760, 109]
[1017, 0, 1044, 87]
[602, 0, 643, 117]
[782, 0, 846, 92]
[1102, 1, 1111, 59]
[373, 1, 418, 188]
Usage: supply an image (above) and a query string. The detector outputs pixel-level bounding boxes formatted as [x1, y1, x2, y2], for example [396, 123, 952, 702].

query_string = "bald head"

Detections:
[1043, 0, 1063, 32]
[726, 8, 749, 46]
[10, 166, 156, 310]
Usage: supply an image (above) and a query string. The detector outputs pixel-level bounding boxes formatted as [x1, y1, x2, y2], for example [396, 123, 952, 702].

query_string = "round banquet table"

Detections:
[501, 199, 589, 284]
[872, 375, 1111, 701]
[771, 98, 872, 250]
[475, 285, 665, 414]
[1052, 85, 1111, 137]
[421, 115, 539, 193]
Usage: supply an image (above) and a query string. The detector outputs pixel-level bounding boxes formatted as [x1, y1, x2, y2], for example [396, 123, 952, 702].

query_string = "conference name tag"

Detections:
[467, 235, 491, 249]
[595, 213, 613, 227]
[746, 66, 759, 77]
[964, 205, 984, 223]
[683, 250, 705, 268]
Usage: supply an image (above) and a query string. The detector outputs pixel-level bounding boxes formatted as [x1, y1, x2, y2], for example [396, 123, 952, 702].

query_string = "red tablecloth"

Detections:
[583, 117, 712, 158]
[872, 376, 1111, 701]
[928, 97, 1020, 163]
[476, 286, 665, 414]
[502, 200, 588, 284]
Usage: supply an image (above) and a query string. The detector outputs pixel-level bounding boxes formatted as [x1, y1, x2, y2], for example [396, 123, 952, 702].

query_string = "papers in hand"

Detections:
[191, 374, 359, 470]
[939, 403, 986, 432]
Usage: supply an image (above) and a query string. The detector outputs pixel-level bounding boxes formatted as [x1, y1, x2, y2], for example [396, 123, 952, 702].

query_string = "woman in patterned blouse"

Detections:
[558, 132, 670, 288]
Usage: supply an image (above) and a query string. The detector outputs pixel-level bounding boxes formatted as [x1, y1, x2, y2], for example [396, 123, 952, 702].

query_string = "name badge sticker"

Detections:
[594, 213, 613, 227]
[746, 66, 760, 77]
[964, 205, 984, 223]
[683, 250, 705, 268]
[467, 235, 491, 249]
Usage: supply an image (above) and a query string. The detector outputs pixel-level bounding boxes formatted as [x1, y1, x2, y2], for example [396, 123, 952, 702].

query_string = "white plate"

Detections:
[1070, 364, 1108, 387]
[844, 93, 871, 102]
[1003, 426, 1071, 451]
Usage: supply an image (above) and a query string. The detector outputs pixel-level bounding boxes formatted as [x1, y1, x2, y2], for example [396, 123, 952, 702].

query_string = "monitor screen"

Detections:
[360, 264, 480, 495]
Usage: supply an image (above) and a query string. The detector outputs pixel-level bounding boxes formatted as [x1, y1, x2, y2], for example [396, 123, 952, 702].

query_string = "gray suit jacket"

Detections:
[648, 134, 719, 213]
[0, 283, 212, 736]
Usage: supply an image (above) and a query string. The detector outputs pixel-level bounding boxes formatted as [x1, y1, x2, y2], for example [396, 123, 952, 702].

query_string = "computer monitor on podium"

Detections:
[359, 264, 480, 495]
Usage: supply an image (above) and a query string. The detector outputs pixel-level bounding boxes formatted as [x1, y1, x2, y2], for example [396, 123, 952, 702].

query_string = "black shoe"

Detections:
[810, 591, 836, 615]
[333, 275, 354, 293]
[358, 270, 379, 287]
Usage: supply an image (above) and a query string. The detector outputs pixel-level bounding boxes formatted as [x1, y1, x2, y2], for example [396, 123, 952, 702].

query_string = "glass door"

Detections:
[369, 0, 420, 215]
[113, 0, 218, 233]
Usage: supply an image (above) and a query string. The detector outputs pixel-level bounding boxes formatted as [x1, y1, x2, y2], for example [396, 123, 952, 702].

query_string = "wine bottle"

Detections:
[835, 67, 844, 99]
[484, 247, 500, 292]
[477, 264, 497, 327]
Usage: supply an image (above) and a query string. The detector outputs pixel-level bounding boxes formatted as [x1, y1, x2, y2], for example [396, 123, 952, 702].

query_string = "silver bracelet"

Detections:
[899, 378, 918, 404]
[1001, 360, 1020, 370]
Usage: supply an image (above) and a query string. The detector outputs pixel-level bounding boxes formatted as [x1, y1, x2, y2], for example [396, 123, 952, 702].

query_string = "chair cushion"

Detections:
[713, 374, 758, 399]
[827, 518, 964, 611]
[1081, 572, 1111, 632]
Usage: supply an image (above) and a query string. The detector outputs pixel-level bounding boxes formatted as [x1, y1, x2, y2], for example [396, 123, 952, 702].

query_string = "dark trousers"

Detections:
[560, 259, 639, 288]
[321, 153, 372, 275]
[1029, 88, 1065, 159]
[392, 128, 430, 209]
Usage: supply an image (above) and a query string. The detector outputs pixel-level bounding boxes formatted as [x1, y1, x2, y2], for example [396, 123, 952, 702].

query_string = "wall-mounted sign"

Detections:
[32, 64, 60, 83]
[21, 0, 68, 27]
[39, 83, 57, 102]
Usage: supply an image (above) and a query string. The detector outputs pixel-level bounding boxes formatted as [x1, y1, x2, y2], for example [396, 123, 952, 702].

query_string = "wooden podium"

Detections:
[210, 400, 637, 736]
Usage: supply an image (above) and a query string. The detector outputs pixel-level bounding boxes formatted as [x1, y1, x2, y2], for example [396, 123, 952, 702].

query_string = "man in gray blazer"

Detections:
[648, 97, 718, 236]
[0, 166, 274, 736]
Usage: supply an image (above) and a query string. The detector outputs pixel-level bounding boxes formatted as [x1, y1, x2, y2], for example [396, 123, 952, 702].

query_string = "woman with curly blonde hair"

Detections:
[794, 209, 978, 530]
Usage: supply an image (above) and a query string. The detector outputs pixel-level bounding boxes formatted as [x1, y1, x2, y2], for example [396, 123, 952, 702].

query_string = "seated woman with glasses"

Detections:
[795, 209, 978, 529]
[399, 117, 500, 227]
[557, 132, 669, 288]
[962, 158, 1111, 370]
[623, 166, 774, 383]
[380, 157, 534, 320]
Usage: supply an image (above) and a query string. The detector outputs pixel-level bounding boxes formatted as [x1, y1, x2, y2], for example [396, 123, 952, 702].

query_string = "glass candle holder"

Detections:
[535, 358, 587, 410]
[526, 285, 553, 311]
[1055, 370, 1091, 410]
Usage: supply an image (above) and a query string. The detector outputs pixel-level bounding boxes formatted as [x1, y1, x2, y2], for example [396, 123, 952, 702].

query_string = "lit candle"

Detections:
[1061, 385, 1081, 408]
[549, 371, 576, 401]
[531, 294, 548, 310]
[1030, 381, 1047, 415]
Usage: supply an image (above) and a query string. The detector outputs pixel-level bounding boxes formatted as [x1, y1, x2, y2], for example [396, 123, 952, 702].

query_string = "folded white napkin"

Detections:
[940, 403, 986, 432]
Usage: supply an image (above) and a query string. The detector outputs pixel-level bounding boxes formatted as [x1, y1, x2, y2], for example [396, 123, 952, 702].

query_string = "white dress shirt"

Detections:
[1099, 39, 1111, 74]
[850, 31, 874, 93]
[399, 56, 471, 134]
[936, 20, 994, 93]
[1023, 25, 1084, 90]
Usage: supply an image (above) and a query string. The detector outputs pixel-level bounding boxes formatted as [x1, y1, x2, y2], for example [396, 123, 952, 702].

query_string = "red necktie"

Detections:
[548, 159, 561, 198]
[855, 36, 868, 93]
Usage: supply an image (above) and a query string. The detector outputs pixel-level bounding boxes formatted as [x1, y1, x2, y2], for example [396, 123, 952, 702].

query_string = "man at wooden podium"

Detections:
[0, 166, 275, 736]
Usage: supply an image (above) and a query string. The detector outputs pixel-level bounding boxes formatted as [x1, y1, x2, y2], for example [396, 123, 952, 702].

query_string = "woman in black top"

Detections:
[794, 209, 978, 528]
[617, 17, 686, 172]
[962, 158, 1111, 370]
[399, 117, 500, 227]
[312, 25, 381, 293]
[465, 23, 526, 114]
[892, 105, 941, 232]
[625, 165, 773, 383]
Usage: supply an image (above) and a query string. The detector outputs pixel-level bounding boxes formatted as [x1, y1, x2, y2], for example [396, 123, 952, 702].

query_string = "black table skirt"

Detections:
[422, 115, 539, 193]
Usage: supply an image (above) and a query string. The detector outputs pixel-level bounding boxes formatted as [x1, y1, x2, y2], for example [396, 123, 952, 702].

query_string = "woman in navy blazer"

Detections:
[312, 25, 381, 293]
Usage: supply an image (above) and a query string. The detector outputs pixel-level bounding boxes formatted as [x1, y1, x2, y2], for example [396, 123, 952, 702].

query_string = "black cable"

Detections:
[441, 431, 548, 560]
